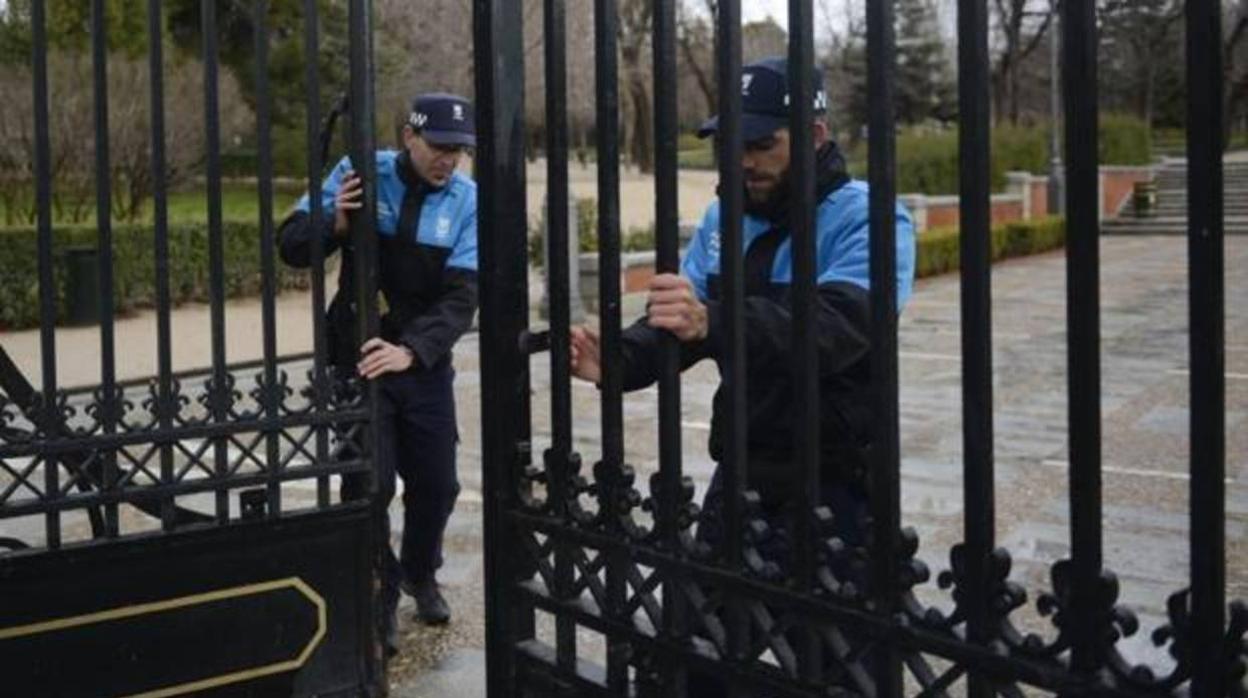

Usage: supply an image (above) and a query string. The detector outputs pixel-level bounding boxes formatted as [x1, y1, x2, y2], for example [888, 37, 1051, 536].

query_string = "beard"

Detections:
[743, 167, 792, 222]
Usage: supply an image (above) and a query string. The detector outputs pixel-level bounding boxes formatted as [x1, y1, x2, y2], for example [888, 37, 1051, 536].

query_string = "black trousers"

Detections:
[342, 365, 461, 619]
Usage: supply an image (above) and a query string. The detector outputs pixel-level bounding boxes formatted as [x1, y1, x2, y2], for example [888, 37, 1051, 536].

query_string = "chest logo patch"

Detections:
[436, 216, 452, 240]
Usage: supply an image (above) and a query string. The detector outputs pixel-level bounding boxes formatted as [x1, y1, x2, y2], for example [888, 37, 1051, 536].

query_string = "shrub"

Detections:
[916, 216, 1066, 278]
[0, 221, 309, 330]
[677, 144, 715, 170]
[528, 197, 602, 267]
[1098, 113, 1152, 166]
[846, 125, 1048, 194]
[845, 117, 1152, 195]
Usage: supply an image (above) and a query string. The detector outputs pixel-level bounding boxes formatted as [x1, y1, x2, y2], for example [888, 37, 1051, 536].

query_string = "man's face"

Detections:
[404, 128, 466, 187]
[742, 128, 791, 206]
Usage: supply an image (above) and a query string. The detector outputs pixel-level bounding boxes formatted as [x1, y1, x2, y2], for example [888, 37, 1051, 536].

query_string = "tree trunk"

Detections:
[628, 75, 654, 173]
[1007, 62, 1021, 124]
[679, 34, 716, 117]
[991, 67, 1009, 124]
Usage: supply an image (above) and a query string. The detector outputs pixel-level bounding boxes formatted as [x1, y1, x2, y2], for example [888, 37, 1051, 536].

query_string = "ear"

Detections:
[401, 124, 417, 148]
[812, 120, 829, 147]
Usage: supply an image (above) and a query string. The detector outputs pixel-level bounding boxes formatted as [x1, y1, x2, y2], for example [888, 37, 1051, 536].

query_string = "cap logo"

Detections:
[782, 89, 829, 109]
[741, 73, 754, 96]
[452, 104, 465, 121]
[410, 111, 428, 128]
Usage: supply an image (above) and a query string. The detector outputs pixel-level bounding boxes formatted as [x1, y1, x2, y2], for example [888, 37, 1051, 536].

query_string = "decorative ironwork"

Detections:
[474, 0, 1244, 695]
[1, 0, 381, 693]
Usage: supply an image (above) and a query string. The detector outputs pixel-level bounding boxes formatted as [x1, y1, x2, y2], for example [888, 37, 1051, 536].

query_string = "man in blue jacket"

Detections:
[279, 93, 478, 655]
[570, 56, 915, 692]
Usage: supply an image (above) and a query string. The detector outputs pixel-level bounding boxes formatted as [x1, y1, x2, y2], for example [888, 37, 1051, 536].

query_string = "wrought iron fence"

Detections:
[473, 0, 1247, 696]
[0, 0, 382, 551]
[1, 1, 385, 694]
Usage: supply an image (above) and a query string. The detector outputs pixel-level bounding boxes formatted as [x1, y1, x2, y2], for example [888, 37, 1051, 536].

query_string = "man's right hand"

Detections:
[570, 325, 602, 384]
[333, 171, 362, 236]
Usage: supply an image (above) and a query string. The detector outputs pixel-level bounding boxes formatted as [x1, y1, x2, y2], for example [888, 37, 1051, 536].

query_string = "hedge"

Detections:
[3, 215, 1064, 330]
[0, 221, 309, 330]
[916, 216, 1066, 279]
[846, 117, 1151, 195]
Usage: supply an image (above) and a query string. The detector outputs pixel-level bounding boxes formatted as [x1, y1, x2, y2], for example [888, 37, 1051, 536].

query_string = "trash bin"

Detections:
[64, 246, 100, 326]
[1133, 180, 1157, 218]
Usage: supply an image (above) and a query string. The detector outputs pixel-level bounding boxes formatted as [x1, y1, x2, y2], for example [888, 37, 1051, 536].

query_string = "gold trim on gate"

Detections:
[0, 577, 327, 698]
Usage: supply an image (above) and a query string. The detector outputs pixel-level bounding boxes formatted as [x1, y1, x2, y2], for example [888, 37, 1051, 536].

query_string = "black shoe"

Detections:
[405, 577, 451, 625]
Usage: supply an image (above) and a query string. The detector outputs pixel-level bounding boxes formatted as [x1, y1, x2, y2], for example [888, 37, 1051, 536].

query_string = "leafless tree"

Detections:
[678, 0, 718, 117]
[990, 0, 1055, 124]
[1226, 0, 1248, 145]
[0, 52, 251, 224]
[620, 0, 655, 172]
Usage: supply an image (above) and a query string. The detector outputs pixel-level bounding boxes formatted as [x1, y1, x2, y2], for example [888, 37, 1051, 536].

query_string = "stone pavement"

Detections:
[1, 235, 1244, 695]
[393, 234, 1246, 694]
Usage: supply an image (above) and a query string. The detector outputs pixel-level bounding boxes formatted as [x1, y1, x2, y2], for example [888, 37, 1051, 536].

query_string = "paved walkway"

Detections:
[2, 235, 1245, 695]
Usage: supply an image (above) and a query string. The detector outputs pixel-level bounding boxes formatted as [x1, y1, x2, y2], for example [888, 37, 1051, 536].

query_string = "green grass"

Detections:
[0, 183, 303, 226]
[163, 185, 302, 222]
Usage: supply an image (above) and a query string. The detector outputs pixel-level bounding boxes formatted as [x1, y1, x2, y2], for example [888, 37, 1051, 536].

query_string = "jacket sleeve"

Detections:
[701, 281, 871, 378]
[278, 211, 342, 268]
[278, 156, 352, 268]
[618, 319, 713, 391]
[396, 199, 479, 368]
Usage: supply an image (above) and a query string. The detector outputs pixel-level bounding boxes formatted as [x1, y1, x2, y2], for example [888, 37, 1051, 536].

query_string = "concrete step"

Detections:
[1156, 175, 1248, 185]
[1156, 194, 1248, 200]
[1102, 218, 1248, 235]
[1153, 180, 1248, 188]
[1153, 207, 1248, 215]
[1154, 201, 1248, 209]
[1153, 184, 1248, 192]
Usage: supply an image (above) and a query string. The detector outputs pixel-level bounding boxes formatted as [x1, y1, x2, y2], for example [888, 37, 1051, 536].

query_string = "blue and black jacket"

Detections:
[619, 143, 915, 492]
[278, 150, 478, 372]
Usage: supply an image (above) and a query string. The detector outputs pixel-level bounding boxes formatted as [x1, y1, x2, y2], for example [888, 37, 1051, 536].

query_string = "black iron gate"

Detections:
[474, 1, 1247, 696]
[0, 1, 383, 695]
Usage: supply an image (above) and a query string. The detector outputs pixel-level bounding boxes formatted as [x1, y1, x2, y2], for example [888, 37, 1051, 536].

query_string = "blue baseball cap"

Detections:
[408, 92, 476, 147]
[697, 56, 828, 143]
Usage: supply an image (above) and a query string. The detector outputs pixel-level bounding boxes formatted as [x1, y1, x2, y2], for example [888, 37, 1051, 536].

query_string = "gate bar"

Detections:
[1185, 0, 1227, 694]
[652, 1, 690, 694]
[32, 0, 59, 548]
[147, 0, 176, 532]
[346, 0, 381, 685]
[542, 0, 579, 675]
[785, 0, 821, 685]
[201, 0, 230, 523]
[474, 0, 530, 692]
[592, 1, 631, 690]
[714, 0, 749, 677]
[594, 0, 624, 481]
[1060, 0, 1105, 676]
[866, 0, 903, 693]
[91, 0, 120, 539]
[956, 1, 996, 696]
[301, 0, 331, 509]
[651, 0, 688, 692]
[253, 0, 282, 517]
[345, 4, 379, 484]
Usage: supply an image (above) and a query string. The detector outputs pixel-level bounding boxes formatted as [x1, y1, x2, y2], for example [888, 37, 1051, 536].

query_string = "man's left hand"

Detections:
[357, 337, 416, 379]
[646, 273, 708, 342]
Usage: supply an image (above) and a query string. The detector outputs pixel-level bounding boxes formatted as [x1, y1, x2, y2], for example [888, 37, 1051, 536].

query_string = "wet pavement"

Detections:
[389, 234, 1246, 694]
[1, 234, 1244, 695]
